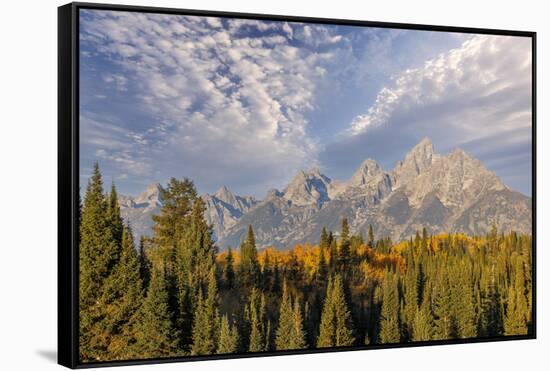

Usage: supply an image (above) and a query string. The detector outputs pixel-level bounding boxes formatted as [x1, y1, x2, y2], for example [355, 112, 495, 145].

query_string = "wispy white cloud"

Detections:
[347, 35, 532, 140]
[80, 10, 532, 196]
[80, 10, 354, 194]
[321, 34, 532, 194]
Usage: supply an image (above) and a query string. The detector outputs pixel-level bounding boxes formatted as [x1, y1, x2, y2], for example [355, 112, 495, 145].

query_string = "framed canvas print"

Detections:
[58, 2, 536, 368]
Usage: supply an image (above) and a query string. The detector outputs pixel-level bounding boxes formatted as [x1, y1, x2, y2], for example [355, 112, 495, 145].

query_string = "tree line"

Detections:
[79, 164, 533, 362]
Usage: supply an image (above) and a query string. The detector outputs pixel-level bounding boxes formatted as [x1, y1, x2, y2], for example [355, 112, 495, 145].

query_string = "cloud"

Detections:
[347, 35, 531, 137]
[80, 10, 353, 195]
[80, 10, 532, 197]
[103, 73, 128, 91]
[323, 34, 532, 195]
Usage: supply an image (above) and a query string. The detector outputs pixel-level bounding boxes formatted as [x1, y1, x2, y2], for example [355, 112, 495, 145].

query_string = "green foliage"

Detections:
[379, 270, 401, 344]
[175, 197, 216, 348]
[338, 218, 351, 269]
[99, 224, 144, 359]
[191, 267, 220, 355]
[402, 261, 419, 340]
[222, 247, 235, 289]
[138, 236, 151, 292]
[368, 224, 375, 248]
[245, 288, 269, 352]
[412, 296, 434, 341]
[217, 315, 239, 354]
[317, 275, 355, 347]
[320, 227, 329, 250]
[240, 225, 260, 288]
[79, 163, 121, 360]
[133, 265, 180, 358]
[433, 273, 454, 340]
[504, 255, 529, 335]
[276, 282, 307, 350]
[316, 244, 328, 286]
[152, 178, 197, 253]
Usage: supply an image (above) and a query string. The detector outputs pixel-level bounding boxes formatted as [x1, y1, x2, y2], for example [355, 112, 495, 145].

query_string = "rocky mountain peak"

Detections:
[405, 137, 434, 166]
[393, 137, 435, 186]
[214, 185, 237, 205]
[348, 158, 383, 187]
[133, 183, 162, 206]
[283, 167, 331, 207]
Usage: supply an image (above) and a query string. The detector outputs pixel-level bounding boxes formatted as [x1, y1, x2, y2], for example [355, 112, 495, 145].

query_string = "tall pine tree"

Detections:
[379, 269, 401, 344]
[217, 315, 239, 354]
[276, 282, 307, 350]
[79, 163, 121, 360]
[133, 264, 180, 358]
[240, 225, 260, 288]
[317, 275, 355, 347]
[100, 224, 144, 359]
[191, 267, 220, 355]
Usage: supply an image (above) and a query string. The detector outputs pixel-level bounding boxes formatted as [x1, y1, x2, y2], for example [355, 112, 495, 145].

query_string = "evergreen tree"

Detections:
[152, 178, 197, 254]
[421, 227, 428, 251]
[316, 245, 328, 286]
[317, 275, 355, 347]
[149, 178, 198, 351]
[217, 315, 239, 354]
[368, 224, 375, 249]
[402, 262, 419, 340]
[329, 239, 338, 274]
[504, 257, 528, 335]
[433, 273, 454, 340]
[246, 288, 268, 352]
[290, 300, 307, 349]
[276, 282, 307, 350]
[272, 262, 281, 293]
[453, 263, 477, 338]
[107, 182, 123, 246]
[79, 163, 120, 360]
[175, 197, 216, 348]
[133, 265, 180, 358]
[320, 227, 330, 250]
[100, 224, 144, 359]
[138, 236, 151, 292]
[240, 225, 260, 287]
[480, 265, 503, 337]
[191, 267, 220, 355]
[261, 249, 273, 290]
[412, 296, 434, 341]
[339, 218, 351, 268]
[222, 247, 235, 289]
[177, 197, 216, 296]
[379, 270, 401, 344]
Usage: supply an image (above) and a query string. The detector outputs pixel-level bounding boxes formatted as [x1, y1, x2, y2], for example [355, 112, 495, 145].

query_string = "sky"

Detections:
[79, 9, 533, 198]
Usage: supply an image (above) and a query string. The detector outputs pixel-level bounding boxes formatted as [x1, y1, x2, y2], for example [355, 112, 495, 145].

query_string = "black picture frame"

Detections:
[58, 2, 537, 369]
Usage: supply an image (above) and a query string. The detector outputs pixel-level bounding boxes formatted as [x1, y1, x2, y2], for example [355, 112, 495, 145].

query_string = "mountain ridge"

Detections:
[119, 137, 531, 249]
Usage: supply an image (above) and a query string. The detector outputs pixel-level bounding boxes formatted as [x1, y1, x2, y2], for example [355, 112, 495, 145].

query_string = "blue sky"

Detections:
[79, 9, 532, 198]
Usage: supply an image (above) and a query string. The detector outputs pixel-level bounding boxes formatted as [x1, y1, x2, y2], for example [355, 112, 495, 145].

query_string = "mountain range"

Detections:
[119, 138, 532, 249]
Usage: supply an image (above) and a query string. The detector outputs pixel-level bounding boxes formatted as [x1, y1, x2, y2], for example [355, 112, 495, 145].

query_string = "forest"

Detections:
[79, 164, 533, 362]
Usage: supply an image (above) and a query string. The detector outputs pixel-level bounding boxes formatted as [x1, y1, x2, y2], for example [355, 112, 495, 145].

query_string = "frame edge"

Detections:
[58, 2, 78, 369]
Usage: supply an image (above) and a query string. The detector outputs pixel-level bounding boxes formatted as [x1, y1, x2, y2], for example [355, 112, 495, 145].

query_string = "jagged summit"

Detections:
[214, 185, 238, 205]
[133, 183, 162, 206]
[393, 137, 435, 186]
[348, 158, 383, 187]
[282, 167, 331, 207]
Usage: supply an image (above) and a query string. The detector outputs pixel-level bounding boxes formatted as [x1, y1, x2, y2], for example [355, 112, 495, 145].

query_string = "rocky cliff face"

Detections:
[120, 137, 532, 249]
[202, 186, 258, 240]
